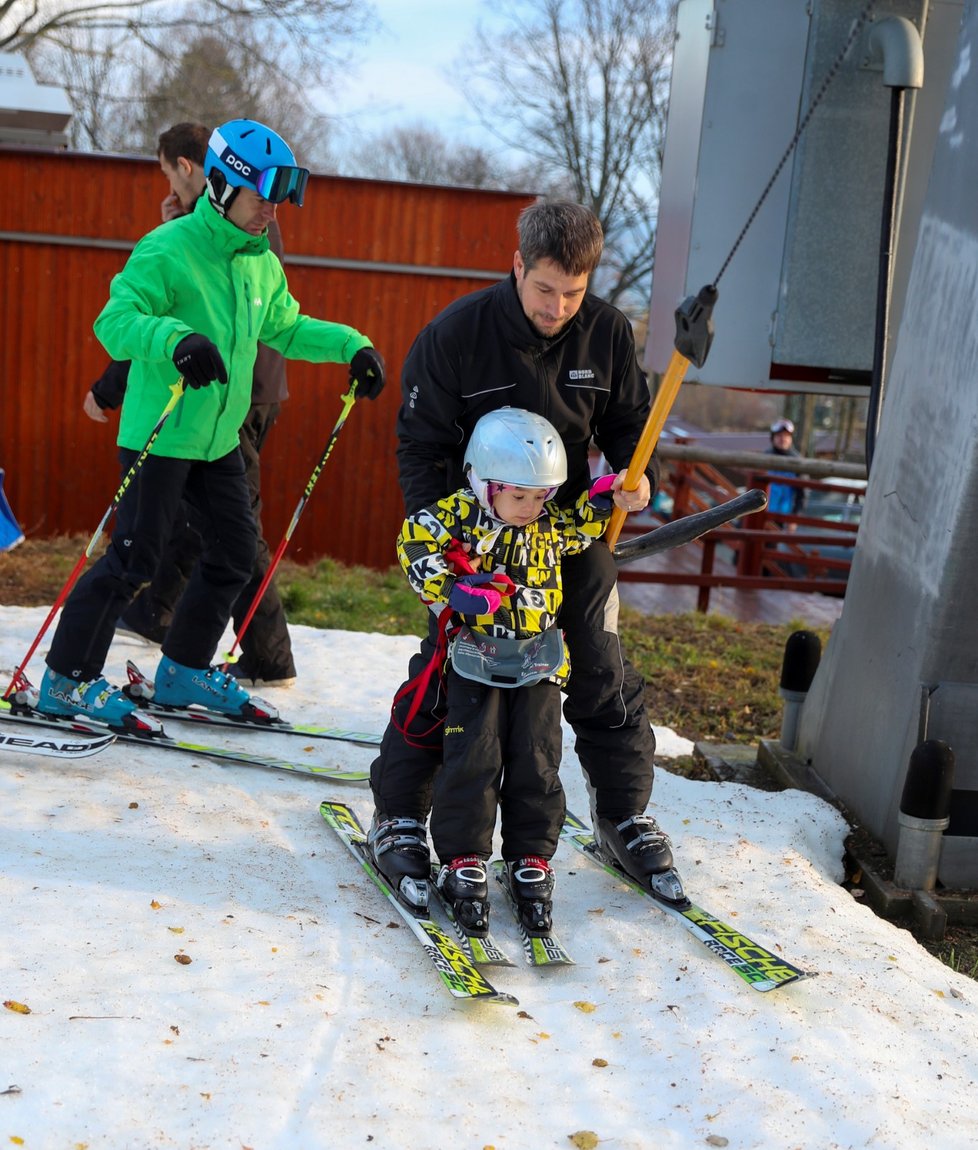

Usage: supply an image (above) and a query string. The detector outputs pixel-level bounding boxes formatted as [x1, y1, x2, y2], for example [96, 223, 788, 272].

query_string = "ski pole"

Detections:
[3, 380, 186, 699]
[605, 285, 718, 548]
[222, 379, 360, 670]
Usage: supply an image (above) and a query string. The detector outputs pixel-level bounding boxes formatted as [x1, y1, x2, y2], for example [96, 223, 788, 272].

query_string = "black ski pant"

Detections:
[46, 448, 256, 682]
[120, 404, 295, 680]
[370, 542, 656, 823]
[431, 670, 565, 863]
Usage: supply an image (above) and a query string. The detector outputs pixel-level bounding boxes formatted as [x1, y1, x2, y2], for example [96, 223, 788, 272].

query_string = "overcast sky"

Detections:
[322, 0, 503, 147]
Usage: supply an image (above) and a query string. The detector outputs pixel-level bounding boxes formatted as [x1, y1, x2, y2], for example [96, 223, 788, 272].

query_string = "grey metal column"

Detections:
[796, 3, 978, 886]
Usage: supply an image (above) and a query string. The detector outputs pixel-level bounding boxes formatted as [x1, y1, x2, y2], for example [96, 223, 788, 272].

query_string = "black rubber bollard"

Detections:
[894, 739, 955, 890]
[778, 630, 822, 751]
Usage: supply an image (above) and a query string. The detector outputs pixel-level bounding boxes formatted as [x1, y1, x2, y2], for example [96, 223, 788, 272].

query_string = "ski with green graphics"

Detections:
[123, 662, 381, 748]
[428, 866, 516, 967]
[320, 801, 519, 1006]
[0, 694, 369, 784]
[490, 861, 575, 967]
[560, 811, 811, 993]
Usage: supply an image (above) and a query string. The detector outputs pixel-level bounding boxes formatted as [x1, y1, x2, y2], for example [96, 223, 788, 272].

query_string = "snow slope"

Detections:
[1, 607, 976, 1150]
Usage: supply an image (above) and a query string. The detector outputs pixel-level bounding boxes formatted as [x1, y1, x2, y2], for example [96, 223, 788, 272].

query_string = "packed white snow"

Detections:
[1, 606, 976, 1150]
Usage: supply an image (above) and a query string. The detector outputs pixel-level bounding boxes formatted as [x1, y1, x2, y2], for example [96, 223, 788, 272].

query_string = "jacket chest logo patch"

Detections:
[568, 368, 595, 380]
[254, 297, 263, 307]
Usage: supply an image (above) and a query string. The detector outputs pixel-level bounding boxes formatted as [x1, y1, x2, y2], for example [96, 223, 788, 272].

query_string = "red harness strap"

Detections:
[391, 537, 516, 747]
[390, 605, 455, 747]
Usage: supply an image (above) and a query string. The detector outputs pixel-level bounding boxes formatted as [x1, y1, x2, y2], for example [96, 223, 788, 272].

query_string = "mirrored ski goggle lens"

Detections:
[255, 165, 310, 205]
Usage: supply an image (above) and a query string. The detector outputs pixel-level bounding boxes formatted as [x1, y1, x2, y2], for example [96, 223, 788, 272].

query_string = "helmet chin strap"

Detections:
[206, 172, 240, 218]
[466, 464, 493, 513]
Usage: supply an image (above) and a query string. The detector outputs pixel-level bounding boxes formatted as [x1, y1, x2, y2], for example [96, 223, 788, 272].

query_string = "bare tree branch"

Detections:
[342, 120, 517, 189]
[457, 0, 675, 311]
[2, 0, 370, 60]
[11, 0, 375, 161]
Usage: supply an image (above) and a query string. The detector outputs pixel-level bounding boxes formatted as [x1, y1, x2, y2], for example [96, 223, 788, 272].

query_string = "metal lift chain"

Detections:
[712, 0, 878, 288]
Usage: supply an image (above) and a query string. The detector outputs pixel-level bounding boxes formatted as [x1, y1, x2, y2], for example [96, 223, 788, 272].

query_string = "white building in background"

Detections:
[0, 51, 72, 148]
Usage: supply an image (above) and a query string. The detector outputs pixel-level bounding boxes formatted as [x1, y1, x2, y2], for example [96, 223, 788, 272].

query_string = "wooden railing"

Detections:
[615, 446, 867, 610]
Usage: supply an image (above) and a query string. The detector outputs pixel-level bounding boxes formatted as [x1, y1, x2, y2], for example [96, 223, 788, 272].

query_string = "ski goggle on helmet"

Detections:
[206, 120, 310, 209]
[464, 408, 568, 514]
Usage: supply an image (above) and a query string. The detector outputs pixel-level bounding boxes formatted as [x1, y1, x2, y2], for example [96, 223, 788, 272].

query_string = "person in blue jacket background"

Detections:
[766, 418, 805, 525]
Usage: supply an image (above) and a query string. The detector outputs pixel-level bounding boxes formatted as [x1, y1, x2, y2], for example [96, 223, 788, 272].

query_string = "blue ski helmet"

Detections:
[205, 119, 310, 215]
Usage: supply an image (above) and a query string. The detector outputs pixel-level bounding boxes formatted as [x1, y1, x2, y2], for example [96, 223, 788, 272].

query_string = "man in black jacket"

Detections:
[368, 199, 676, 900]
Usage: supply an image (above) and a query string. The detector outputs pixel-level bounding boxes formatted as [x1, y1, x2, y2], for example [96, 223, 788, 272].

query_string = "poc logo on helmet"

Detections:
[221, 147, 256, 181]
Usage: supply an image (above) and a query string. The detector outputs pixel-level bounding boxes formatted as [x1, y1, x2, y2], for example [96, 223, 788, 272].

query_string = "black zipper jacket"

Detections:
[396, 272, 659, 515]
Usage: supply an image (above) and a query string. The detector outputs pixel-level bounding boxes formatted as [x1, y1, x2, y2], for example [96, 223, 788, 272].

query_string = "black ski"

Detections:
[561, 811, 810, 992]
[0, 698, 368, 784]
[320, 801, 518, 1005]
[0, 729, 116, 759]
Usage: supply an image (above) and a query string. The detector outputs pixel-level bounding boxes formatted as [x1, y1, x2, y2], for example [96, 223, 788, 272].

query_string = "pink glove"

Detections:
[588, 473, 617, 510]
[448, 573, 502, 615]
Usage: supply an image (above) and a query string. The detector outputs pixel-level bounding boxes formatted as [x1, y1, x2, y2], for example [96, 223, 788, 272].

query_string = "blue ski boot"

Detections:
[153, 658, 278, 719]
[37, 668, 163, 735]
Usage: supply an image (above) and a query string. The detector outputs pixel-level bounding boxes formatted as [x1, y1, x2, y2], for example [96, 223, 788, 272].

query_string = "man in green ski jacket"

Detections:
[36, 118, 385, 733]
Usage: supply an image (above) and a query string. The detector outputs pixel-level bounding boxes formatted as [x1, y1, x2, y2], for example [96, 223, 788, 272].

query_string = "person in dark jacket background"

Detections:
[367, 199, 680, 905]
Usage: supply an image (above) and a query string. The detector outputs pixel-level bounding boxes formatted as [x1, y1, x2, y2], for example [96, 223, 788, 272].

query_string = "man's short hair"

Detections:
[157, 122, 210, 168]
[517, 199, 604, 276]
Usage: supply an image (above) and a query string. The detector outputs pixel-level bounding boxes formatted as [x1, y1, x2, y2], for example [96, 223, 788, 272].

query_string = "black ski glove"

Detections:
[348, 346, 385, 400]
[172, 334, 228, 389]
[90, 360, 131, 410]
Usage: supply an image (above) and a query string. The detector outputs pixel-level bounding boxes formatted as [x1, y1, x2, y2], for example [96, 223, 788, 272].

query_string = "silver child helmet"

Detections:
[464, 407, 567, 512]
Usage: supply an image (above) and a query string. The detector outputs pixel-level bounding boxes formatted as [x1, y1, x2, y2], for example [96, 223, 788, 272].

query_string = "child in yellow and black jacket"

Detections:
[396, 407, 616, 938]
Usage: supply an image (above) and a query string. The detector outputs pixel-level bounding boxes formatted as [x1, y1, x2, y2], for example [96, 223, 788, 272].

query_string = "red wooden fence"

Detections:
[0, 146, 535, 569]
